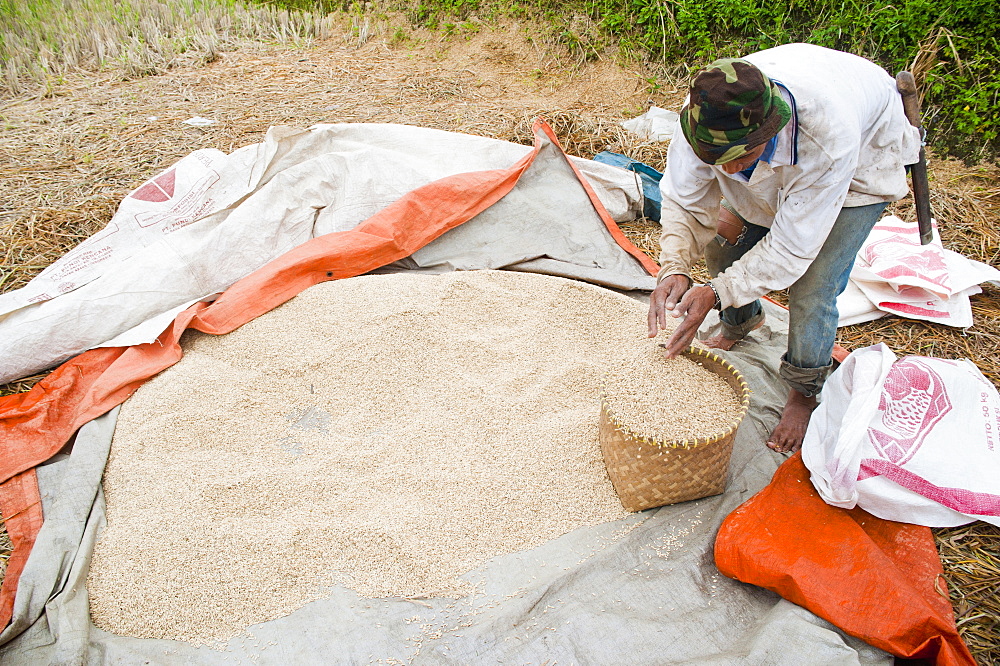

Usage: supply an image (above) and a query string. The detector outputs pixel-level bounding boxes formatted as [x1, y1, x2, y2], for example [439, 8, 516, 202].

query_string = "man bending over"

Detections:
[648, 44, 921, 453]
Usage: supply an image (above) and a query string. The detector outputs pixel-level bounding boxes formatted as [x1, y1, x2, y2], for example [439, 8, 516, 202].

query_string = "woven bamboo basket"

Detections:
[599, 346, 752, 512]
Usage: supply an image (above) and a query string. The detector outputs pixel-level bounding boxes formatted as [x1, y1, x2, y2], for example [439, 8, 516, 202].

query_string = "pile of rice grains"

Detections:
[89, 270, 740, 644]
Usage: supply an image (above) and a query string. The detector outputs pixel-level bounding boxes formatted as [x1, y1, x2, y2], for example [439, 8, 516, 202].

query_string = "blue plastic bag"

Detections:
[592, 151, 663, 222]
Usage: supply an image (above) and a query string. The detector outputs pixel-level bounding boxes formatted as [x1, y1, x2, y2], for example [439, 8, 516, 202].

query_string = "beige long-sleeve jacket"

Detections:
[657, 43, 922, 310]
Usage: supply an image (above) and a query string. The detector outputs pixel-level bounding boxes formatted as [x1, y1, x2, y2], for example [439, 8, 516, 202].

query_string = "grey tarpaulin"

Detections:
[389, 129, 656, 291]
[0, 301, 891, 665]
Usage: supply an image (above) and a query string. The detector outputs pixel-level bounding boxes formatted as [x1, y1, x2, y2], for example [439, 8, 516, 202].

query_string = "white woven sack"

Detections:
[803, 343, 1000, 527]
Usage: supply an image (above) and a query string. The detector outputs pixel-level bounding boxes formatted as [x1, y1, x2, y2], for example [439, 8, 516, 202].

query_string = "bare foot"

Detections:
[702, 319, 765, 351]
[766, 390, 818, 453]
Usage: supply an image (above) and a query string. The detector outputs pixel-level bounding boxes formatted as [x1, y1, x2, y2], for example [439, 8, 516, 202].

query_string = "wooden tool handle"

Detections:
[896, 71, 922, 128]
[895, 70, 934, 245]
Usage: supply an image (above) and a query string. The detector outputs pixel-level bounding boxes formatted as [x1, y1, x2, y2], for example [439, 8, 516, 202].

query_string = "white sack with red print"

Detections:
[802, 343, 1000, 527]
[836, 215, 1000, 327]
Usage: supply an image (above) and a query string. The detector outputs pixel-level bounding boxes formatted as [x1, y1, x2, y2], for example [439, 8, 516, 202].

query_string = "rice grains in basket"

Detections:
[602, 343, 744, 443]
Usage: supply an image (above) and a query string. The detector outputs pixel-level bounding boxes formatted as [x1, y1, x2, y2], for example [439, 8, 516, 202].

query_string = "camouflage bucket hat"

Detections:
[679, 58, 792, 165]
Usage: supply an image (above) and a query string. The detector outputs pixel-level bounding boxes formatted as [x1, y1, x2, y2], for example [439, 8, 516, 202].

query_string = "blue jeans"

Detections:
[704, 201, 888, 397]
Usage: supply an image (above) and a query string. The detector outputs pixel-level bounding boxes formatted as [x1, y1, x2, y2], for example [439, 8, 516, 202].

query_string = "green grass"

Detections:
[575, 0, 1000, 161]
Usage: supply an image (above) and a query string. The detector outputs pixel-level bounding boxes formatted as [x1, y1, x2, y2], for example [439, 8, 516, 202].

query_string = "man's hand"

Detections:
[647, 275, 690, 338]
[654, 284, 718, 359]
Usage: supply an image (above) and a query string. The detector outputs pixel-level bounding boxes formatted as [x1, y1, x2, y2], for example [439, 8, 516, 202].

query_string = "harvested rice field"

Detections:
[2, 14, 999, 664]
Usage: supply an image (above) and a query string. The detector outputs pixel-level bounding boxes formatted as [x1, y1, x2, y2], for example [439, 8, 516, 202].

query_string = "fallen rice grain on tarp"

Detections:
[89, 270, 735, 645]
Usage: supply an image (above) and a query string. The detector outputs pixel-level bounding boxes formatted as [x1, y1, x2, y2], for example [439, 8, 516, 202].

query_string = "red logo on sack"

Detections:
[130, 169, 177, 202]
[864, 235, 949, 289]
[868, 358, 952, 465]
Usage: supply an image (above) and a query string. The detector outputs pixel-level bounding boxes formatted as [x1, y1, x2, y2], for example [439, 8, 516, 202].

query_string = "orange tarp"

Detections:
[0, 470, 43, 627]
[715, 452, 975, 665]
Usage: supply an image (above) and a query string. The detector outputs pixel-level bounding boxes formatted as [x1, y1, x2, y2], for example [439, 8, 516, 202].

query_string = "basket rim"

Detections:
[600, 345, 752, 450]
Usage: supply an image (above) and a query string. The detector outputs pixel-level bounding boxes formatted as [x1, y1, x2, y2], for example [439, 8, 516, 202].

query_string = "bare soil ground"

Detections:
[1, 22, 998, 663]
